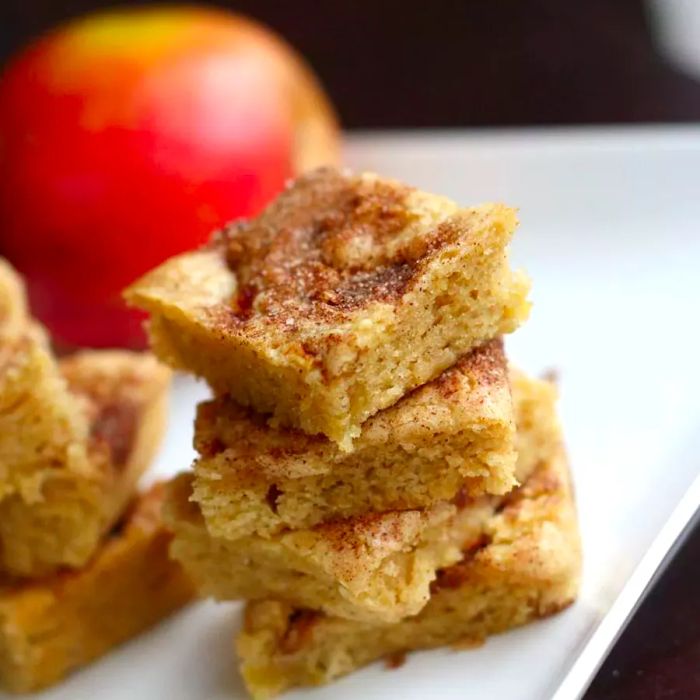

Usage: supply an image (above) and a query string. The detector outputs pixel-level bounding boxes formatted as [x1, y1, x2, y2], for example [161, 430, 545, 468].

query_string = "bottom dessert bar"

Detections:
[236, 441, 580, 699]
[0, 484, 195, 693]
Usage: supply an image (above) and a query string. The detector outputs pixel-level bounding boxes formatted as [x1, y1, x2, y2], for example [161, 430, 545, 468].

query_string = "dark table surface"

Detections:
[2, 1, 700, 697]
[586, 513, 700, 700]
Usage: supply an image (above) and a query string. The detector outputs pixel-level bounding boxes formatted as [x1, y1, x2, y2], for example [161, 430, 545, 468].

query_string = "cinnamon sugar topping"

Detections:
[218, 168, 459, 323]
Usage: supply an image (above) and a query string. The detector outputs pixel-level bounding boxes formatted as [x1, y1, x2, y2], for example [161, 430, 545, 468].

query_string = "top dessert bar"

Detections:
[0, 260, 170, 577]
[126, 167, 530, 448]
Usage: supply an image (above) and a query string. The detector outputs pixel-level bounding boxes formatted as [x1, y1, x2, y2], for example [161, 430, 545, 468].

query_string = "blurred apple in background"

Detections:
[0, 6, 339, 348]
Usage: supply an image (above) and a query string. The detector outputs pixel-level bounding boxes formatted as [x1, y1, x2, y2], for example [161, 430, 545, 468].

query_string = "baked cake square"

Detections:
[126, 168, 530, 448]
[191, 339, 517, 540]
[236, 430, 580, 698]
[0, 485, 194, 693]
[0, 260, 171, 577]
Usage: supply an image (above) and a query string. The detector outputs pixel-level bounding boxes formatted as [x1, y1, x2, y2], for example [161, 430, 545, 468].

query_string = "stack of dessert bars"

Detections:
[128, 167, 582, 699]
[0, 260, 194, 693]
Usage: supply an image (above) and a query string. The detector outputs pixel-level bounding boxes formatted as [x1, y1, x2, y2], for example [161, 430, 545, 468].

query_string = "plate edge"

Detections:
[550, 470, 700, 700]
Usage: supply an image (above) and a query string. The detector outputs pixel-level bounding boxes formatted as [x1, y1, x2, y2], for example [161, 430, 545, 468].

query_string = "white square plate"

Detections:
[14, 128, 700, 700]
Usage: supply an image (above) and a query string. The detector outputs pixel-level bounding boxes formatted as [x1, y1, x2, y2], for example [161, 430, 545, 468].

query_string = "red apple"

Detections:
[0, 7, 338, 348]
